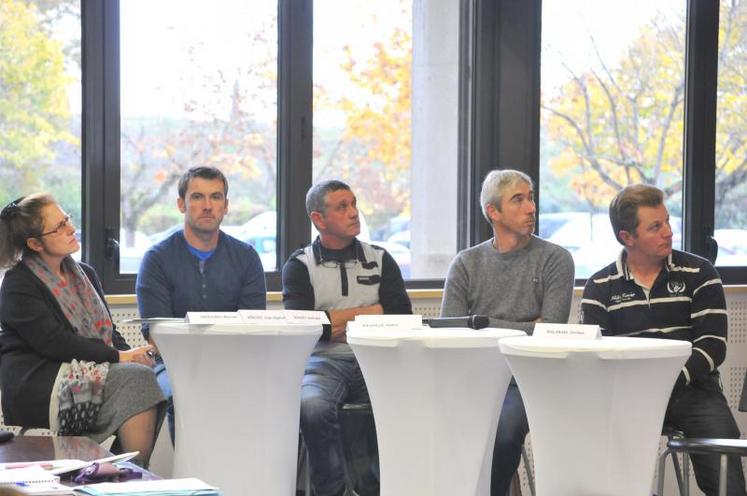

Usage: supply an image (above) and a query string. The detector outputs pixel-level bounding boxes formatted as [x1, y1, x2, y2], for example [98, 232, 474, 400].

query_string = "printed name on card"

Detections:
[185, 312, 243, 324]
[236, 309, 330, 326]
[352, 314, 423, 330]
[283, 310, 330, 325]
[237, 310, 289, 325]
[533, 323, 601, 340]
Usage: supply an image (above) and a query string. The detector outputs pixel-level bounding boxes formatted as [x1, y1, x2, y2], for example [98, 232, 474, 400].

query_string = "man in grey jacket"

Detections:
[441, 169, 575, 496]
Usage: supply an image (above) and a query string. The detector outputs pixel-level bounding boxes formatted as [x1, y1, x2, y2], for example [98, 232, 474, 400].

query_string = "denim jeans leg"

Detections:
[491, 382, 529, 496]
[301, 352, 357, 496]
[154, 361, 175, 446]
[665, 379, 746, 496]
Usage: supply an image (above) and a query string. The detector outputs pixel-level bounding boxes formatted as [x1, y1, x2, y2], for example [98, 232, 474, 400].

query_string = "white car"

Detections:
[714, 229, 747, 266]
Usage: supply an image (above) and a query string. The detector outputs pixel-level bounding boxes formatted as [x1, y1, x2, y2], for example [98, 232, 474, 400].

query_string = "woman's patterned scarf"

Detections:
[23, 254, 114, 435]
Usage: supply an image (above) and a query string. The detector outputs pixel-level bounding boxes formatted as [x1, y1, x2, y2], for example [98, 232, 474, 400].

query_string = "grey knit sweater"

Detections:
[440, 235, 575, 333]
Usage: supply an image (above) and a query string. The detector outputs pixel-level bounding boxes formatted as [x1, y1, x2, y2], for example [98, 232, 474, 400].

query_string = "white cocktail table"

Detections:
[151, 322, 321, 495]
[347, 327, 525, 496]
[499, 335, 691, 496]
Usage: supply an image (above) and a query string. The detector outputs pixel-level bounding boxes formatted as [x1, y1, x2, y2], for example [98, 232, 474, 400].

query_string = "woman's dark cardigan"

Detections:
[0, 261, 128, 428]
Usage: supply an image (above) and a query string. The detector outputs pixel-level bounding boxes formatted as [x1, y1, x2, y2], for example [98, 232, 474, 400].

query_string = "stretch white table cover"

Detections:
[499, 335, 691, 496]
[347, 327, 525, 496]
[151, 322, 321, 496]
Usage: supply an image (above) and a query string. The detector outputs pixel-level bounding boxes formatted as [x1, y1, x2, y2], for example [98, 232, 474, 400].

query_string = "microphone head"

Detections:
[471, 315, 489, 329]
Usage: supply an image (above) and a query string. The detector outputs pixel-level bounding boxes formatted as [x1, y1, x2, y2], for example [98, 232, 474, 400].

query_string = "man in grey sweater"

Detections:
[441, 169, 575, 496]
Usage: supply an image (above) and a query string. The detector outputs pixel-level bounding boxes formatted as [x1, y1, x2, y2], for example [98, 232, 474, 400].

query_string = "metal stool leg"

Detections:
[298, 435, 312, 496]
[657, 448, 669, 496]
[682, 453, 689, 496]
[521, 446, 535, 496]
[718, 454, 727, 496]
[671, 450, 686, 495]
[656, 447, 688, 496]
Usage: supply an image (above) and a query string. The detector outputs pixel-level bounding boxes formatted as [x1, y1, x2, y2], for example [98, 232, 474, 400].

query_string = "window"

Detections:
[118, 0, 278, 273]
[539, 1, 686, 278]
[0, 0, 81, 242]
[714, 0, 747, 267]
[312, 0, 459, 280]
[16, 0, 738, 292]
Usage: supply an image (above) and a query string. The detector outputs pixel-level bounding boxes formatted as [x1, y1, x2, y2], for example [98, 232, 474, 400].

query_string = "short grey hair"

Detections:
[480, 169, 534, 222]
[305, 179, 351, 217]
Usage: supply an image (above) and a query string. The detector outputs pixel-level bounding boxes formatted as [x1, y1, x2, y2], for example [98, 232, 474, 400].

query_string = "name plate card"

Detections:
[283, 310, 331, 325]
[185, 312, 244, 324]
[237, 309, 330, 326]
[533, 323, 601, 340]
[185, 310, 329, 326]
[351, 314, 423, 331]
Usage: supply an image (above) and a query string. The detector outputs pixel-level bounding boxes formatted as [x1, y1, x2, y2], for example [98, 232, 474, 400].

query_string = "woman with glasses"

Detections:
[0, 193, 165, 468]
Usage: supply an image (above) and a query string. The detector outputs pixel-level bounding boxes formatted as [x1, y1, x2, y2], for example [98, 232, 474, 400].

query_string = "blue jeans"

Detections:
[153, 361, 175, 446]
[665, 373, 746, 496]
[491, 381, 529, 496]
[301, 348, 371, 496]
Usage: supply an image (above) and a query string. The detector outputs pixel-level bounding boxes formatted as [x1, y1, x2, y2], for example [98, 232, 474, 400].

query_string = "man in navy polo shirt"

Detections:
[136, 166, 266, 444]
[582, 184, 745, 495]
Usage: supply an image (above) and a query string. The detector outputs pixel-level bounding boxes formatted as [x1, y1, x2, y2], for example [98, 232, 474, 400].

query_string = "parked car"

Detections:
[539, 211, 683, 278]
[715, 229, 747, 266]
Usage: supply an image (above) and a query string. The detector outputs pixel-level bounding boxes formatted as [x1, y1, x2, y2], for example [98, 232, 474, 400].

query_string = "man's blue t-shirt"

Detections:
[136, 230, 266, 340]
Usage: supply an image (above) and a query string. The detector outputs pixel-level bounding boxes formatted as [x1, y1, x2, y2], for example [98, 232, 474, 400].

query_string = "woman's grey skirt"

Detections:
[87, 362, 166, 444]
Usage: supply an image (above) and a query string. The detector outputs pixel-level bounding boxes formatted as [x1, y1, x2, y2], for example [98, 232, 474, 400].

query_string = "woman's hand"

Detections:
[119, 345, 156, 367]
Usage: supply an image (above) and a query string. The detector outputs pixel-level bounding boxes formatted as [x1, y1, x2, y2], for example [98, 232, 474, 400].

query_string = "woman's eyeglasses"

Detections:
[39, 214, 74, 237]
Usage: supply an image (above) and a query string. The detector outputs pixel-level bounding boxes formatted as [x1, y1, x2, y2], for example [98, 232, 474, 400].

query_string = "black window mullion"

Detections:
[460, 0, 541, 249]
[275, 0, 313, 291]
[83, 0, 128, 293]
[682, 0, 719, 263]
[100, 0, 131, 293]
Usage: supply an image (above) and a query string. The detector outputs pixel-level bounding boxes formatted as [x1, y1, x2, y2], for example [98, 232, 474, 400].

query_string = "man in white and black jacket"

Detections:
[282, 179, 412, 496]
[581, 184, 745, 496]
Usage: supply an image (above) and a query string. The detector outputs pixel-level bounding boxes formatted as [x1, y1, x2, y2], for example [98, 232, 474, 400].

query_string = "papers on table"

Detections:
[0, 465, 59, 484]
[0, 465, 70, 494]
[0, 452, 140, 476]
[14, 482, 75, 495]
[0, 453, 141, 495]
[73, 478, 220, 495]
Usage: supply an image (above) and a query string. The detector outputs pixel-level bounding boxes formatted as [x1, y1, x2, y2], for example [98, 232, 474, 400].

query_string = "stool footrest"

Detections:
[667, 438, 747, 456]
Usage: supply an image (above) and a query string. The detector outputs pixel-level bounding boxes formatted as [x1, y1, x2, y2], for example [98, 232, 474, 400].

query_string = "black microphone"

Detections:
[424, 315, 490, 330]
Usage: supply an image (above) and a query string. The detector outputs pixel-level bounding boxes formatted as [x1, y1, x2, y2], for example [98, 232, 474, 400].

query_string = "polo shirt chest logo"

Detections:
[610, 291, 637, 305]
[357, 274, 381, 285]
[667, 280, 686, 294]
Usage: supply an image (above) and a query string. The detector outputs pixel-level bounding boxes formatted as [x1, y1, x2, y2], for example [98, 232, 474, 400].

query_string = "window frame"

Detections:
[79, 0, 746, 293]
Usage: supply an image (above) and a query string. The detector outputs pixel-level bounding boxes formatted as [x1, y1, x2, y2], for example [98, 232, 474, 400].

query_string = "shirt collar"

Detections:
[311, 236, 366, 265]
[617, 249, 673, 280]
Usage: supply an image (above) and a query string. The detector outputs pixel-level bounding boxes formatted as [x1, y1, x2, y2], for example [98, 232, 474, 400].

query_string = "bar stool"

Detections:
[339, 402, 379, 495]
[508, 445, 535, 496]
[298, 402, 378, 496]
[656, 426, 687, 495]
[656, 370, 747, 496]
[664, 438, 747, 496]
[297, 435, 312, 496]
